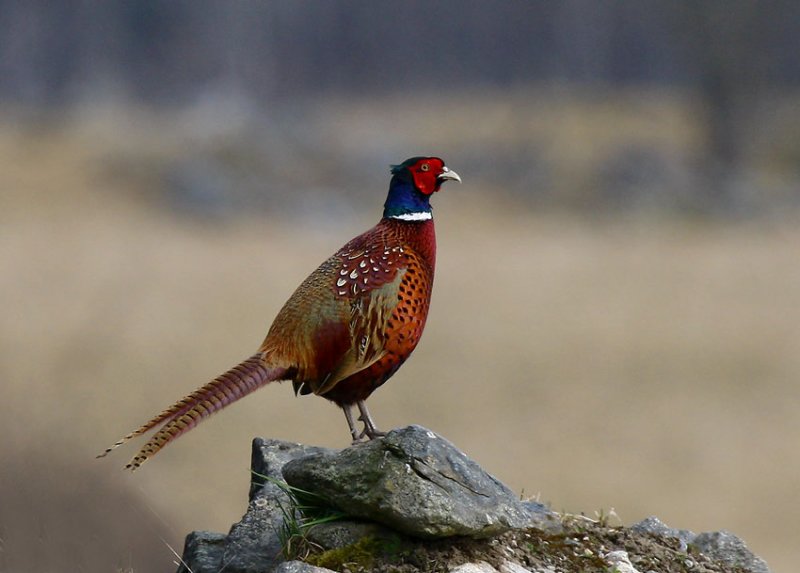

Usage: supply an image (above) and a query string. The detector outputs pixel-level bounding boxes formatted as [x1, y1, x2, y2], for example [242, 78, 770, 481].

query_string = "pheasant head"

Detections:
[383, 157, 461, 221]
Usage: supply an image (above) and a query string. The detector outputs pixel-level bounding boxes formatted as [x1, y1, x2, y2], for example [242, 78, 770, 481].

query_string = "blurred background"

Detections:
[1, 2, 799, 572]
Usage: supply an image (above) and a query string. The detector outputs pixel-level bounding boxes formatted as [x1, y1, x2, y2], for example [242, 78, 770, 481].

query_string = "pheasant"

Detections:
[99, 156, 460, 470]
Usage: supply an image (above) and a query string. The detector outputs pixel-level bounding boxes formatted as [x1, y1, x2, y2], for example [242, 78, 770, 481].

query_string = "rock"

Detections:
[219, 438, 336, 573]
[175, 438, 334, 573]
[603, 550, 641, 573]
[274, 560, 339, 573]
[632, 517, 771, 573]
[521, 501, 563, 534]
[305, 520, 396, 551]
[631, 517, 769, 573]
[174, 431, 773, 573]
[249, 437, 338, 500]
[175, 531, 226, 573]
[631, 516, 695, 551]
[451, 561, 536, 573]
[691, 530, 771, 573]
[450, 562, 499, 573]
[498, 559, 534, 573]
[282, 425, 541, 538]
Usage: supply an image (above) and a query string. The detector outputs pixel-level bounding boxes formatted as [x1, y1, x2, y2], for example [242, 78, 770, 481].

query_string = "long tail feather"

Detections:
[98, 353, 286, 470]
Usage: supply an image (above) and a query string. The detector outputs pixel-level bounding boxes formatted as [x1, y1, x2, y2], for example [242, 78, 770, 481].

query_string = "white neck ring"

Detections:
[389, 211, 432, 221]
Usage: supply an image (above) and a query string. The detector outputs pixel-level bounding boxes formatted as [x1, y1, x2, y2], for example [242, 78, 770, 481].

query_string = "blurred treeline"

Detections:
[2, 1, 799, 215]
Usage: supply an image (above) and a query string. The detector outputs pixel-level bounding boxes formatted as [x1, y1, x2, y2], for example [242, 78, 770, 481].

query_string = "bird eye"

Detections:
[420, 164, 430, 172]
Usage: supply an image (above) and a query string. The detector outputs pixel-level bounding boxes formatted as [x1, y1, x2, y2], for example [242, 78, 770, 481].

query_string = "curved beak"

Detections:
[438, 166, 461, 184]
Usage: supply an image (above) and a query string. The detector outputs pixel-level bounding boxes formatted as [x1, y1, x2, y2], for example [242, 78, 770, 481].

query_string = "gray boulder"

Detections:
[221, 438, 335, 573]
[633, 516, 771, 573]
[178, 438, 334, 573]
[305, 520, 397, 551]
[692, 530, 771, 573]
[631, 515, 695, 551]
[175, 531, 226, 573]
[281, 425, 541, 538]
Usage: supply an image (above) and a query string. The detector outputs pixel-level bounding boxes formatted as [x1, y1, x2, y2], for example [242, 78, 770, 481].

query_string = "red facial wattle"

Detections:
[410, 158, 446, 195]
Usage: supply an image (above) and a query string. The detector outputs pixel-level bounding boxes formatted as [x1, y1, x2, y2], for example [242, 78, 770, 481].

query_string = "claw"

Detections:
[357, 401, 386, 440]
[342, 401, 386, 443]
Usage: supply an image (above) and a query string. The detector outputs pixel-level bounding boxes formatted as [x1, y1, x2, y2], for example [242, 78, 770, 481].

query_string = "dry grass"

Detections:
[1, 112, 799, 573]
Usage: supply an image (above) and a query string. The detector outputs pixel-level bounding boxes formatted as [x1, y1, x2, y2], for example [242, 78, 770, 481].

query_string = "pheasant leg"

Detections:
[342, 404, 366, 443]
[357, 400, 386, 440]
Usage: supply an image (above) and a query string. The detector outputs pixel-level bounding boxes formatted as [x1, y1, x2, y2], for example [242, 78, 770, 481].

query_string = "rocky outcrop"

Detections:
[178, 439, 333, 573]
[281, 425, 552, 538]
[630, 518, 770, 573]
[176, 426, 770, 573]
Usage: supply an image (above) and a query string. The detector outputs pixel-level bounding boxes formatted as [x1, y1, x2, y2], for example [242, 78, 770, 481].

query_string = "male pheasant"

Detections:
[99, 156, 460, 470]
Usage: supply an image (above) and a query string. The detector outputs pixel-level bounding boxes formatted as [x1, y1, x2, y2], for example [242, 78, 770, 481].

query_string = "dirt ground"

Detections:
[302, 519, 750, 573]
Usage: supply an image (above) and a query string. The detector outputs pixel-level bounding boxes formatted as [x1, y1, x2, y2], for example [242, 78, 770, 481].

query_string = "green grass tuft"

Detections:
[251, 470, 348, 559]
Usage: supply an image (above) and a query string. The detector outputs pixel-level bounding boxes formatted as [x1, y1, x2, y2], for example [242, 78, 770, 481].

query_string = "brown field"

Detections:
[1, 109, 799, 572]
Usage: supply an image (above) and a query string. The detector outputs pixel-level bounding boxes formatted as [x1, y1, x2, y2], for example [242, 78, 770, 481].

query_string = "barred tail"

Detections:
[97, 353, 286, 471]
